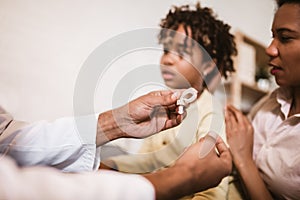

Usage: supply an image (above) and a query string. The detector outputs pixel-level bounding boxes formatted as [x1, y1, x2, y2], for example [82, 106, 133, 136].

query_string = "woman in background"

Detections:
[226, 0, 300, 199]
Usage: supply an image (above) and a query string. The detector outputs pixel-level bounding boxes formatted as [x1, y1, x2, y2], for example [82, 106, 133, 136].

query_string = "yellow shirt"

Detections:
[110, 89, 226, 173]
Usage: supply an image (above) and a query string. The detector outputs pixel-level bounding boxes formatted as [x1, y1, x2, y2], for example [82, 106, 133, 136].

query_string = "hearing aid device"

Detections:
[176, 87, 198, 114]
[199, 131, 218, 159]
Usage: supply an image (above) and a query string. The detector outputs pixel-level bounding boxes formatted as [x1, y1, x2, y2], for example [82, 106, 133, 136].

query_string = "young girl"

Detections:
[102, 3, 237, 199]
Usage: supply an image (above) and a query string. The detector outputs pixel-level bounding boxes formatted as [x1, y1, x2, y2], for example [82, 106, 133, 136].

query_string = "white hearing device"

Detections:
[176, 87, 198, 114]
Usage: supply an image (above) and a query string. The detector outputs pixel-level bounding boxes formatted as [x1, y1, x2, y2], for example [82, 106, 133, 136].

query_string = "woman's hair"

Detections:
[277, 0, 300, 7]
[158, 2, 237, 79]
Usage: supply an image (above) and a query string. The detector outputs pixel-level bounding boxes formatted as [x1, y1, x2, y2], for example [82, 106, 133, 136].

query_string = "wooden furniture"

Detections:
[215, 31, 276, 114]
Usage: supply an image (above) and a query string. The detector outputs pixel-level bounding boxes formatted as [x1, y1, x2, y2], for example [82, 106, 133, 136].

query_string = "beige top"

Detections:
[249, 87, 300, 199]
[110, 89, 226, 173]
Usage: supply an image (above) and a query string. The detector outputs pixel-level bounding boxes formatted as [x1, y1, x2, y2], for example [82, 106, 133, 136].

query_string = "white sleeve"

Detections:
[0, 155, 155, 200]
[0, 112, 100, 172]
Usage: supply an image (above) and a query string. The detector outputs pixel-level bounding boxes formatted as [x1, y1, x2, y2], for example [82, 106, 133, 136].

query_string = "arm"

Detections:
[100, 131, 187, 173]
[0, 108, 98, 172]
[144, 136, 232, 200]
[100, 151, 166, 173]
[0, 155, 155, 200]
[100, 91, 227, 174]
[0, 90, 181, 171]
[0, 134, 231, 200]
[96, 90, 182, 146]
[225, 105, 273, 200]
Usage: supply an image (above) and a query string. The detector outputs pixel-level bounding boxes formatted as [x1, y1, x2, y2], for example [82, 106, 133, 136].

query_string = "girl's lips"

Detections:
[161, 70, 175, 80]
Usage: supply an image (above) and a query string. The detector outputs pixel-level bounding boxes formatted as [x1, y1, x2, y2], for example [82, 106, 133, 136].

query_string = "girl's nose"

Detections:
[161, 51, 179, 66]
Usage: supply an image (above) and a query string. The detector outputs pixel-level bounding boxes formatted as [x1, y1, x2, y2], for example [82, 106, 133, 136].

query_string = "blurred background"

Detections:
[0, 0, 276, 122]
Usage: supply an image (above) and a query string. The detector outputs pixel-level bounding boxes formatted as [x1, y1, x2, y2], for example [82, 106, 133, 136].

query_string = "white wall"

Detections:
[0, 0, 276, 121]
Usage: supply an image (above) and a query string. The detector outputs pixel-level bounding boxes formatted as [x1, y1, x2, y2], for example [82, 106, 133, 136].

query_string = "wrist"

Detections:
[234, 157, 255, 171]
[144, 164, 196, 200]
[96, 110, 126, 146]
[172, 161, 209, 196]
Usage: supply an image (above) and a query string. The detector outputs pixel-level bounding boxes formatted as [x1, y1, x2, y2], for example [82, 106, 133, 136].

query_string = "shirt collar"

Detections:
[276, 87, 300, 118]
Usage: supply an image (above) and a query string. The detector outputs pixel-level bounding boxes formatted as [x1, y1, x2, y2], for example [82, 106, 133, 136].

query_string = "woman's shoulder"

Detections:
[248, 87, 281, 119]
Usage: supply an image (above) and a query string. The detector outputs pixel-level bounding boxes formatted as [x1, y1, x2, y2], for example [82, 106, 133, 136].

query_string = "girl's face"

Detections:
[266, 3, 300, 88]
[159, 25, 207, 91]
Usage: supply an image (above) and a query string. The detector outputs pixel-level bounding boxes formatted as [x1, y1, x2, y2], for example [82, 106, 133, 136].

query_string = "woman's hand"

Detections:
[225, 105, 254, 168]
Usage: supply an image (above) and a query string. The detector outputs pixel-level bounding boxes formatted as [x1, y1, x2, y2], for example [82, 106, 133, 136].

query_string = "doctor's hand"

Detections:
[96, 90, 183, 146]
[144, 135, 232, 200]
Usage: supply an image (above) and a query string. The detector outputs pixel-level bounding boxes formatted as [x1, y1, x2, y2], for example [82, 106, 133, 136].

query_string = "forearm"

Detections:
[107, 141, 182, 173]
[0, 156, 155, 200]
[144, 164, 196, 200]
[235, 159, 273, 200]
[96, 109, 127, 146]
[143, 162, 220, 200]
[107, 153, 160, 173]
[143, 134, 232, 200]
[96, 90, 182, 146]
[1, 115, 98, 172]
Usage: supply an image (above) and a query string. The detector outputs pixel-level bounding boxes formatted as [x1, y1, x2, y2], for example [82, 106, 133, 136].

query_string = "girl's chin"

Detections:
[164, 81, 192, 89]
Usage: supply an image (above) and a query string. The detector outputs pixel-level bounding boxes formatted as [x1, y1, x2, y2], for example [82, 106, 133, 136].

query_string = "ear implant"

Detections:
[176, 87, 198, 114]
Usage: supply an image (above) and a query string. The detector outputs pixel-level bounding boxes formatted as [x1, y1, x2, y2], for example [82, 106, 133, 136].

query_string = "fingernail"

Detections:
[199, 131, 218, 159]
[171, 92, 179, 100]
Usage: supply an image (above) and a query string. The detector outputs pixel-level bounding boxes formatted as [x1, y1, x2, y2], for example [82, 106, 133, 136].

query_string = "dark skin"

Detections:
[225, 105, 273, 200]
[96, 90, 183, 146]
[143, 136, 232, 200]
[225, 3, 300, 200]
[266, 4, 300, 116]
[100, 125, 232, 200]
[97, 89, 232, 200]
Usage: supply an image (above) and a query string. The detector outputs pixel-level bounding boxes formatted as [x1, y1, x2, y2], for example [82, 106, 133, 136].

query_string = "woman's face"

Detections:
[266, 3, 300, 87]
[159, 25, 206, 91]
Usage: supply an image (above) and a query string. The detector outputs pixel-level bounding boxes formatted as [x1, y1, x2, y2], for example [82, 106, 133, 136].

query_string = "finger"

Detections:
[147, 91, 180, 106]
[225, 110, 240, 139]
[226, 106, 240, 124]
[149, 105, 167, 119]
[165, 103, 177, 111]
[225, 109, 233, 133]
[149, 90, 172, 96]
[160, 89, 185, 102]
[164, 114, 183, 129]
[226, 105, 238, 122]
[199, 133, 217, 159]
[198, 136, 205, 143]
[240, 115, 253, 136]
[215, 137, 229, 155]
[227, 105, 251, 130]
[215, 137, 232, 174]
[226, 105, 245, 123]
[226, 104, 240, 113]
[149, 89, 183, 98]
[240, 112, 252, 127]
[164, 119, 176, 130]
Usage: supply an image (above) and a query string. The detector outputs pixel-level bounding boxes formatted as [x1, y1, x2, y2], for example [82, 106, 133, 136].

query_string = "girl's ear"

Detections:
[202, 60, 222, 93]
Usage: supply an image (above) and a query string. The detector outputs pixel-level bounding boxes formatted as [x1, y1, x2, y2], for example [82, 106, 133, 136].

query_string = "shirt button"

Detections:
[162, 141, 167, 145]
